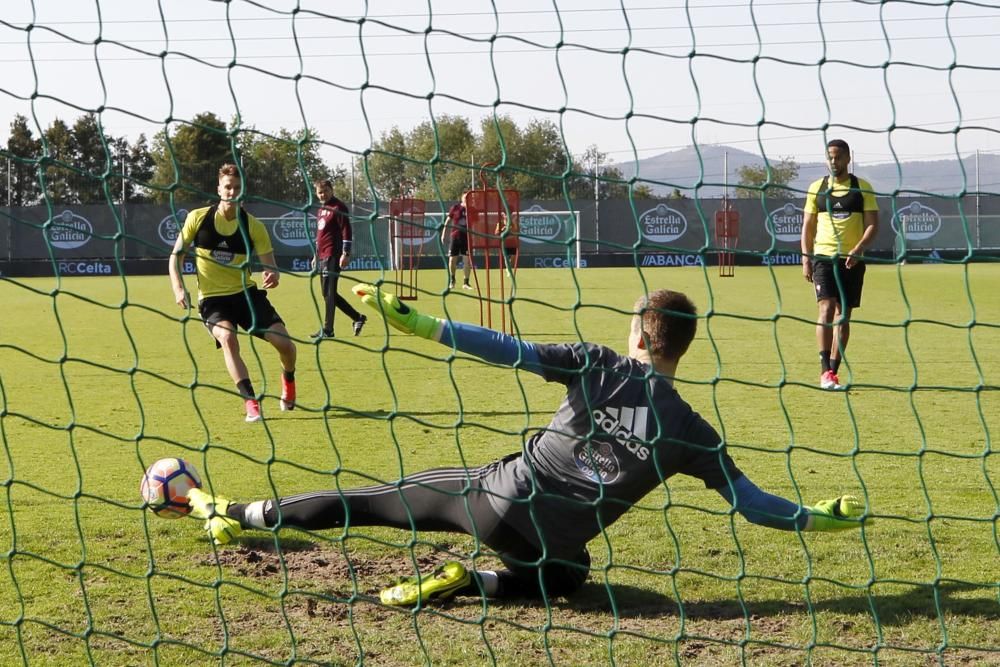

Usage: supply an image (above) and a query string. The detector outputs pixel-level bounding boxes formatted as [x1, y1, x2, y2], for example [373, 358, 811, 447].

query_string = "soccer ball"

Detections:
[140, 458, 202, 519]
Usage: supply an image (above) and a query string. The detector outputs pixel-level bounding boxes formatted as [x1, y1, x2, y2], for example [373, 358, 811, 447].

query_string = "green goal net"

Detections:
[1, 3, 998, 666]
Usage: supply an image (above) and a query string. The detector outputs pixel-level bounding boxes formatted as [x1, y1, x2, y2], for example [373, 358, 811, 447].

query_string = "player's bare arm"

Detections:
[801, 210, 817, 282]
[846, 210, 879, 269]
[168, 235, 190, 309]
[258, 251, 280, 289]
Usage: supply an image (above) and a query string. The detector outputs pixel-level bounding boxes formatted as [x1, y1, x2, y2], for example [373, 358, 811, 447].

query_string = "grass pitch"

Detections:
[0, 263, 998, 666]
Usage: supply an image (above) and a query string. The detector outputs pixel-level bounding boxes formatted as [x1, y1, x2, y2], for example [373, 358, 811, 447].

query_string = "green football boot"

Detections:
[379, 561, 471, 606]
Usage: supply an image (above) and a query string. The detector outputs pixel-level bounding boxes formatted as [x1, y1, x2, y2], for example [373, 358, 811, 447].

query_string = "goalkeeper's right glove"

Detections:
[352, 283, 443, 340]
[806, 495, 868, 531]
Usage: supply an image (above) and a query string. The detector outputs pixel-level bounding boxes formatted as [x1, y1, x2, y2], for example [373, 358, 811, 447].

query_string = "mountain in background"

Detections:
[613, 144, 1000, 199]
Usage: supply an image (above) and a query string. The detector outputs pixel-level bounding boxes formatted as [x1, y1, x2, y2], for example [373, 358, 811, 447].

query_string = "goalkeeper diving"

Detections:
[188, 283, 869, 606]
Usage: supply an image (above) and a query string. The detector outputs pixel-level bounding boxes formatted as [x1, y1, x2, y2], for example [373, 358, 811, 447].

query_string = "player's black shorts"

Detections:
[813, 257, 866, 308]
[448, 234, 469, 257]
[199, 287, 284, 342]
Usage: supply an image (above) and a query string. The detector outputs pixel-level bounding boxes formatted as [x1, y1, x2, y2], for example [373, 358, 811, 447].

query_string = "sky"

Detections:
[2, 0, 1000, 179]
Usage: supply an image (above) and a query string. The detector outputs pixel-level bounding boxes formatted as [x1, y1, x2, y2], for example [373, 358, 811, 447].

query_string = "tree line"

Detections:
[0, 110, 799, 208]
[0, 112, 327, 208]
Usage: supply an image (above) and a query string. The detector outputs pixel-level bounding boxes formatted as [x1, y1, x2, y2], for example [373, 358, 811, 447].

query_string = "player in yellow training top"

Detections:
[168, 163, 298, 423]
[801, 139, 879, 391]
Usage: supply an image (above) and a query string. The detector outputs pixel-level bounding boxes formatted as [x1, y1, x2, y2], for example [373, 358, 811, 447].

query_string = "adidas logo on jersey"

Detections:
[593, 406, 650, 461]
[219, 240, 229, 248]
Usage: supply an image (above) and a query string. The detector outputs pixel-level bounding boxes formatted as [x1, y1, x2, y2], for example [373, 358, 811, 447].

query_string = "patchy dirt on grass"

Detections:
[199, 540, 451, 598]
[189, 545, 1000, 667]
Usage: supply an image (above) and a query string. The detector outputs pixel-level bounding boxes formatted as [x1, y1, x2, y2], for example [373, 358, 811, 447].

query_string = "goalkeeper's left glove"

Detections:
[352, 283, 443, 339]
[805, 495, 868, 531]
[187, 488, 243, 546]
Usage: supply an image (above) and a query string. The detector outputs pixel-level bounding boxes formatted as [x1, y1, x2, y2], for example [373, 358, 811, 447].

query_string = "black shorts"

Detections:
[813, 257, 866, 308]
[448, 235, 468, 257]
[199, 287, 284, 341]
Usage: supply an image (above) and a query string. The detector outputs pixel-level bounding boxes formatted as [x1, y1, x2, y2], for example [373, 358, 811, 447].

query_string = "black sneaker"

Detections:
[353, 316, 367, 336]
[310, 330, 334, 339]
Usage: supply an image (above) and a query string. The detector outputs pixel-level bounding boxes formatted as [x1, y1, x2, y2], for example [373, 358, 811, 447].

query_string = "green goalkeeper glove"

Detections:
[352, 283, 443, 339]
[806, 495, 867, 532]
[187, 488, 243, 546]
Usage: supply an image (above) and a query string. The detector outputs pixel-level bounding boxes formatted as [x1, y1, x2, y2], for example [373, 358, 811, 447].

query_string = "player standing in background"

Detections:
[310, 178, 366, 339]
[188, 284, 868, 606]
[495, 210, 519, 279]
[168, 163, 297, 423]
[801, 139, 879, 390]
[441, 199, 473, 290]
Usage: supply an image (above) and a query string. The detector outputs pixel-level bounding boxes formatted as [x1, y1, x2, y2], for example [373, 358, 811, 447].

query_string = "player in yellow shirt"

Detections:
[801, 139, 879, 391]
[168, 163, 298, 422]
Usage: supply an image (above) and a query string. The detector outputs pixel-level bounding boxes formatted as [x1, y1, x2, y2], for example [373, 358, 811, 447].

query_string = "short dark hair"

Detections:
[218, 163, 239, 180]
[633, 290, 698, 360]
[313, 177, 333, 189]
[826, 139, 850, 154]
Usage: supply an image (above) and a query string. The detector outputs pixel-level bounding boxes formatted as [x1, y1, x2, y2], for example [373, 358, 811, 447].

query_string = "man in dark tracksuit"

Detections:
[310, 178, 366, 338]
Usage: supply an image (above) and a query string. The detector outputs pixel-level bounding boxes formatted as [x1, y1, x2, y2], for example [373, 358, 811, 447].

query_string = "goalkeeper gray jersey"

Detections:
[483, 342, 741, 558]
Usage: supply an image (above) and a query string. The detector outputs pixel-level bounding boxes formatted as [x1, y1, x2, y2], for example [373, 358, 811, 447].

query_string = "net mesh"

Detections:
[0, 3, 998, 666]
